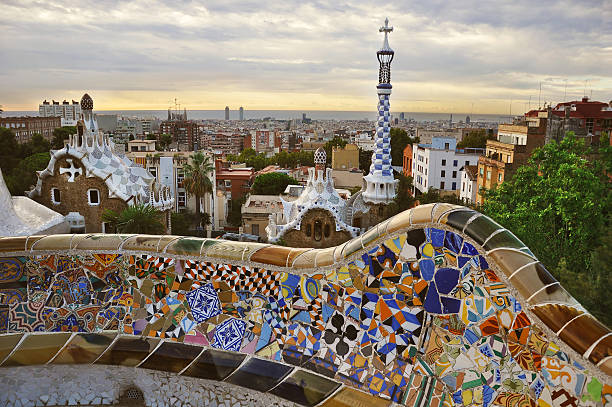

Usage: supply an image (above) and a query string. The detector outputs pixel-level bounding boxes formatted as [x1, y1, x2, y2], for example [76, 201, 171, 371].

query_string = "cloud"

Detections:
[0, 0, 610, 113]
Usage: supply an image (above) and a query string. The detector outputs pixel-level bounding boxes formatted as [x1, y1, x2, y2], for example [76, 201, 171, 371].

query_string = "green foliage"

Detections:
[5, 152, 50, 195]
[417, 187, 463, 205]
[227, 197, 246, 227]
[390, 128, 419, 166]
[102, 204, 166, 234]
[481, 136, 612, 326]
[19, 133, 51, 157]
[146, 134, 156, 140]
[0, 127, 20, 175]
[0, 128, 53, 195]
[171, 211, 197, 236]
[323, 136, 348, 165]
[251, 172, 299, 195]
[51, 126, 76, 149]
[457, 129, 495, 149]
[158, 133, 173, 151]
[227, 148, 314, 171]
[358, 147, 372, 173]
[183, 152, 214, 226]
[387, 174, 416, 216]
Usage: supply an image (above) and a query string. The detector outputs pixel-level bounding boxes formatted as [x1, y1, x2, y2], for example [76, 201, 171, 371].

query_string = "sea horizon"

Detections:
[2, 109, 513, 123]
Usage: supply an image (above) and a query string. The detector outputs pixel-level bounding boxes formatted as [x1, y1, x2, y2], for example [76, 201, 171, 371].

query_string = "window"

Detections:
[444, 143, 450, 150]
[178, 191, 186, 207]
[452, 182, 457, 190]
[306, 223, 312, 237]
[479, 167, 484, 176]
[177, 170, 184, 187]
[487, 170, 491, 180]
[452, 171, 457, 178]
[252, 224, 259, 235]
[441, 170, 446, 177]
[442, 159, 446, 166]
[314, 220, 322, 241]
[224, 180, 231, 188]
[498, 173, 503, 182]
[465, 160, 469, 166]
[324, 223, 331, 238]
[462, 183, 465, 192]
[453, 160, 458, 167]
[88, 189, 100, 205]
[148, 167, 157, 178]
[440, 181, 445, 189]
[51, 188, 61, 204]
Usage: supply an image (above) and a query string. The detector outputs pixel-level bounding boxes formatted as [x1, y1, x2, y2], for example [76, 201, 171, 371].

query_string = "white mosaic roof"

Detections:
[266, 167, 360, 242]
[28, 108, 173, 210]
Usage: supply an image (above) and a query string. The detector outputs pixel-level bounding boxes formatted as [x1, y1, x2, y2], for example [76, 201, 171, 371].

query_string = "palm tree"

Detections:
[182, 152, 214, 227]
[102, 204, 165, 234]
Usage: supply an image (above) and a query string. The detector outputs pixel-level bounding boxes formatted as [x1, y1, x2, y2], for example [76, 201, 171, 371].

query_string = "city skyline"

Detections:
[1, 0, 611, 114]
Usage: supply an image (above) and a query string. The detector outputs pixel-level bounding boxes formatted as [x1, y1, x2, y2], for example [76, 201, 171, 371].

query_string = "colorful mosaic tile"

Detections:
[0, 221, 609, 406]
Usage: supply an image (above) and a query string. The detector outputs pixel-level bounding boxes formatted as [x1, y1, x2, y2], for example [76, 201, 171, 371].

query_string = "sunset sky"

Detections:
[1, 0, 611, 113]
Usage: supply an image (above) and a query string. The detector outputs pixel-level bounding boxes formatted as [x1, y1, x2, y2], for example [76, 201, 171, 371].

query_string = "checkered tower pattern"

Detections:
[368, 92, 393, 178]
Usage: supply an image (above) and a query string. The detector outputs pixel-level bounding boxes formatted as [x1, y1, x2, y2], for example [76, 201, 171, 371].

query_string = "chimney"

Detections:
[582, 96, 589, 103]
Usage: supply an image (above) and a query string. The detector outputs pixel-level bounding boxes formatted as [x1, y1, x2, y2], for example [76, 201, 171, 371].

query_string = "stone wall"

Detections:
[283, 209, 352, 248]
[0, 365, 296, 407]
[35, 156, 127, 232]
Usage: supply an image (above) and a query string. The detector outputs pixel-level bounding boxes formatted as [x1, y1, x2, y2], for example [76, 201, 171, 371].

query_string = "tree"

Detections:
[0, 127, 20, 175]
[227, 197, 245, 227]
[251, 172, 299, 195]
[51, 126, 77, 149]
[158, 133, 173, 151]
[358, 147, 372, 173]
[182, 152, 214, 226]
[4, 152, 50, 195]
[417, 187, 463, 205]
[457, 129, 495, 149]
[386, 174, 416, 216]
[102, 204, 166, 234]
[20, 133, 51, 157]
[390, 128, 419, 166]
[481, 136, 612, 326]
[323, 136, 348, 165]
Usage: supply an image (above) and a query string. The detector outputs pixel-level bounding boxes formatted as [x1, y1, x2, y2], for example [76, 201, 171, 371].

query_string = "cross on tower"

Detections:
[379, 18, 393, 49]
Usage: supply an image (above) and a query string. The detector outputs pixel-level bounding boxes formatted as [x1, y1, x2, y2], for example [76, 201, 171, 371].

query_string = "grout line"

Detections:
[47, 332, 77, 364]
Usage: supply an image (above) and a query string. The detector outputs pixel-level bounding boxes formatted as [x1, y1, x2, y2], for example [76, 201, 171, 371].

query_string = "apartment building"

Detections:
[412, 137, 483, 194]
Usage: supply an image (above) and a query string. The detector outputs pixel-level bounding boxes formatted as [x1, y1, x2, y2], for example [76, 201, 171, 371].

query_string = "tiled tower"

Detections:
[362, 18, 398, 204]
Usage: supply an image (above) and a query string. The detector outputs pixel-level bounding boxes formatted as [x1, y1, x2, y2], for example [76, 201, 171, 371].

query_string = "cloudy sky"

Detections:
[1, 0, 611, 113]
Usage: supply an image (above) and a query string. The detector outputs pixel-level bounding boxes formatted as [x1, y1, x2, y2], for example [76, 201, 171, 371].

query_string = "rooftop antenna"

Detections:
[538, 82, 542, 109]
[528, 96, 531, 110]
[564, 79, 567, 101]
[509, 99, 512, 117]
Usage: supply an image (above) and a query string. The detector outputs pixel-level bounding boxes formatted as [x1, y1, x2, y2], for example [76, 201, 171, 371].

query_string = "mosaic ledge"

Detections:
[0, 203, 610, 407]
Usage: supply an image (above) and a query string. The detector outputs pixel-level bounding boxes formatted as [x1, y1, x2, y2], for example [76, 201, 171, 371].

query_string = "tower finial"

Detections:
[377, 18, 394, 85]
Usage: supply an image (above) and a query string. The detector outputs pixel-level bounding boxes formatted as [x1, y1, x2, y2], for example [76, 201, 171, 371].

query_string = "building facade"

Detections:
[331, 143, 359, 170]
[39, 99, 81, 126]
[402, 144, 413, 177]
[412, 137, 483, 194]
[28, 94, 173, 233]
[475, 122, 546, 205]
[459, 165, 478, 204]
[0, 116, 61, 143]
[215, 160, 254, 230]
[160, 120, 200, 151]
[240, 194, 283, 240]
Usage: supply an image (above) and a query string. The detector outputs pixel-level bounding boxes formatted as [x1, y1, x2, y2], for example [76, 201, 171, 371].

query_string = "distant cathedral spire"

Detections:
[362, 18, 398, 204]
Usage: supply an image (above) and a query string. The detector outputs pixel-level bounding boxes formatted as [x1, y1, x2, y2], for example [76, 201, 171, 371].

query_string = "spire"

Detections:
[362, 18, 398, 205]
[377, 18, 394, 87]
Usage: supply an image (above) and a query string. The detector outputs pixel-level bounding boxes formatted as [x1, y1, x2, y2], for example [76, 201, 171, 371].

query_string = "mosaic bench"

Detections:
[0, 203, 609, 407]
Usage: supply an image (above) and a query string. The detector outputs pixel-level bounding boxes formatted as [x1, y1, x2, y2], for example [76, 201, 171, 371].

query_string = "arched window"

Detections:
[314, 220, 322, 241]
[306, 223, 312, 237]
[324, 223, 331, 238]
